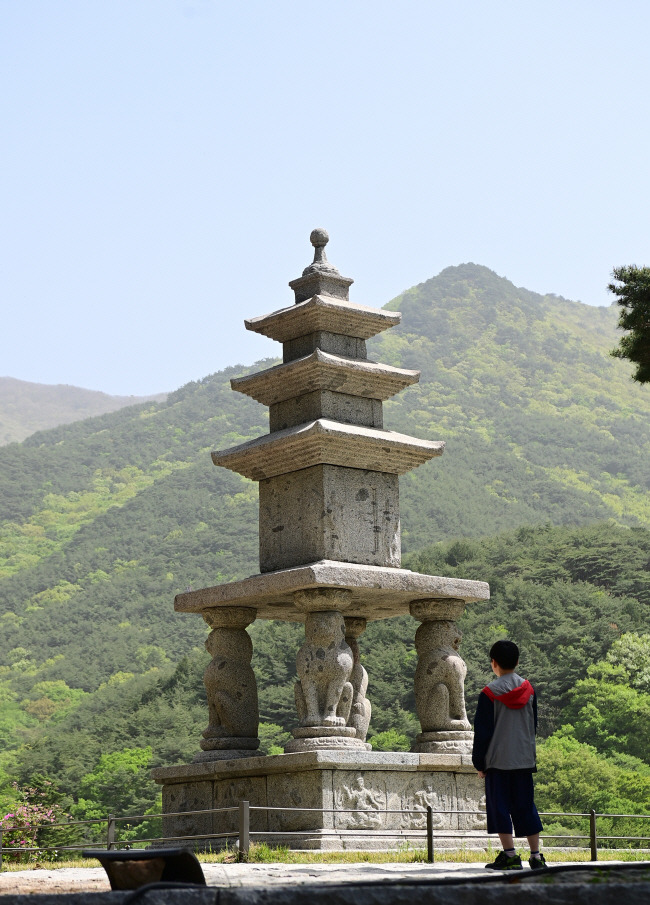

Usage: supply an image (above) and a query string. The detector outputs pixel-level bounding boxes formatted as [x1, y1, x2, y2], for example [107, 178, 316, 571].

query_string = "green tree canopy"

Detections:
[535, 731, 650, 847]
[563, 662, 650, 763]
[560, 635, 650, 765]
[536, 731, 650, 816]
[609, 265, 650, 383]
[606, 632, 650, 693]
[73, 746, 159, 820]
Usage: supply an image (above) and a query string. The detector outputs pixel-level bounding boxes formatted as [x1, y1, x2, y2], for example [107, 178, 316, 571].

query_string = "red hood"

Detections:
[482, 679, 535, 709]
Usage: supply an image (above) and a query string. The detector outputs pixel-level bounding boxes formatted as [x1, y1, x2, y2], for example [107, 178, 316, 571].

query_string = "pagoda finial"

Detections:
[303, 228, 339, 276]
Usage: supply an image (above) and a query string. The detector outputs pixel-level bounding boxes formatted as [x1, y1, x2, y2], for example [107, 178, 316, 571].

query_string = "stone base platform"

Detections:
[152, 750, 487, 852]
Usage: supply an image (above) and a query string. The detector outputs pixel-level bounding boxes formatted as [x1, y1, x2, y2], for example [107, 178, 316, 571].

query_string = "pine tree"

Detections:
[609, 265, 650, 383]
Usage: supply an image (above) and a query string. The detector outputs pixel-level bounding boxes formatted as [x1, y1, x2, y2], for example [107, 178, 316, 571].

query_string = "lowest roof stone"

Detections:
[211, 418, 444, 481]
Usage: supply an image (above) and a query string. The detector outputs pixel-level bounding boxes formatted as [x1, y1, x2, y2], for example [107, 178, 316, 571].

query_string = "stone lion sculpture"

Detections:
[344, 622, 372, 741]
[414, 620, 471, 732]
[202, 628, 259, 741]
[295, 611, 354, 727]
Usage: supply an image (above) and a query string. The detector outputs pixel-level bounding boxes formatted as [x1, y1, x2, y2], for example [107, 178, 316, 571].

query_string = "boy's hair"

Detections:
[490, 640, 519, 670]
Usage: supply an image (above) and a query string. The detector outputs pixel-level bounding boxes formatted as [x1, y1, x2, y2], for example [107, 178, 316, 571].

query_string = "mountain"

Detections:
[374, 264, 650, 550]
[0, 377, 167, 445]
[0, 263, 649, 816]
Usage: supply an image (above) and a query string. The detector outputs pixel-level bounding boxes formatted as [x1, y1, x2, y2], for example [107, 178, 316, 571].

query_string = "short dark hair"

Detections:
[490, 640, 519, 670]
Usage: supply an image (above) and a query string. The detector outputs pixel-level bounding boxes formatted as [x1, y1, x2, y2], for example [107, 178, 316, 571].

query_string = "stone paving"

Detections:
[0, 860, 603, 896]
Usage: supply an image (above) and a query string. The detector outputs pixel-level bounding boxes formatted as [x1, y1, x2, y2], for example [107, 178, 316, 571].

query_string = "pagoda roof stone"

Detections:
[245, 295, 400, 343]
[211, 419, 443, 481]
[231, 349, 420, 406]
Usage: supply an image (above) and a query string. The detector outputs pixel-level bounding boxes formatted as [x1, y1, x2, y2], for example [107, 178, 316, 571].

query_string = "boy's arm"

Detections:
[471, 691, 494, 773]
[533, 690, 538, 734]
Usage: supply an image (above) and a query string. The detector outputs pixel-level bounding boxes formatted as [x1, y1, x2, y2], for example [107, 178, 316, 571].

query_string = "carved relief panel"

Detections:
[334, 773, 387, 829]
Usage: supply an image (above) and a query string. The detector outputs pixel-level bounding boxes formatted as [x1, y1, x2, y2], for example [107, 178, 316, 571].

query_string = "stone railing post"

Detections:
[409, 598, 473, 754]
[195, 606, 260, 762]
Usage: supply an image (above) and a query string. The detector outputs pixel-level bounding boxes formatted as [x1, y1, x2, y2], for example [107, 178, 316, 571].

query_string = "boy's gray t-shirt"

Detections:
[484, 673, 537, 771]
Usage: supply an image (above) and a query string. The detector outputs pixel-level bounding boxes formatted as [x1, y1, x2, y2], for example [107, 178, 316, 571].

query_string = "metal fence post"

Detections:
[589, 809, 598, 861]
[0, 830, 3, 870]
[106, 815, 115, 851]
[238, 800, 250, 862]
[426, 806, 434, 863]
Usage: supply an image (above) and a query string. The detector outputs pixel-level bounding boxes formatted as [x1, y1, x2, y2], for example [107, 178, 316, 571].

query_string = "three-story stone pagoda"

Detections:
[153, 230, 490, 850]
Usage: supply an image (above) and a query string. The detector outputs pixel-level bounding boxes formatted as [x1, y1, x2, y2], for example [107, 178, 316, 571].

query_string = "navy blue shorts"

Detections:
[485, 770, 543, 837]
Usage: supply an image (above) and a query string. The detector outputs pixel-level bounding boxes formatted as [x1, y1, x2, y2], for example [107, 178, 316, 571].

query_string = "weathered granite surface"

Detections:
[217, 867, 650, 905]
[211, 419, 444, 481]
[153, 750, 485, 851]
[160, 231, 488, 844]
[345, 617, 372, 742]
[2, 865, 650, 904]
[196, 608, 259, 761]
[152, 750, 477, 782]
[283, 332, 368, 363]
[295, 609, 354, 728]
[232, 350, 419, 406]
[284, 590, 371, 752]
[411, 599, 472, 754]
[220, 867, 650, 905]
[259, 465, 400, 572]
[174, 562, 489, 621]
[269, 389, 384, 432]
[245, 296, 400, 343]
[3, 864, 650, 904]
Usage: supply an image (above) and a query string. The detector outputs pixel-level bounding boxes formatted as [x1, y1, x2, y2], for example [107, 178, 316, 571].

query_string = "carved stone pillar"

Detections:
[409, 598, 473, 755]
[344, 617, 372, 747]
[195, 607, 259, 762]
[285, 589, 369, 752]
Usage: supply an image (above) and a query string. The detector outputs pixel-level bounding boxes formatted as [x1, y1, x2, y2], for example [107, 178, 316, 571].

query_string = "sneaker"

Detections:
[528, 853, 548, 870]
[485, 851, 523, 870]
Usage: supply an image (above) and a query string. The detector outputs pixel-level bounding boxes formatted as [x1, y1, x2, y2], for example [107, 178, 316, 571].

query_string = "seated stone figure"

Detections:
[202, 627, 259, 742]
[414, 620, 471, 732]
[295, 611, 354, 727]
[336, 776, 383, 827]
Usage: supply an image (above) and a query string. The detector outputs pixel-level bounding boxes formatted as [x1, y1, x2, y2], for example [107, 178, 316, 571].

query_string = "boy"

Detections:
[472, 639, 546, 870]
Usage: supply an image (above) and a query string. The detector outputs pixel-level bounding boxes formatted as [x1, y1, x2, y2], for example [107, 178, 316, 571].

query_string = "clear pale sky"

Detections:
[2, 1, 649, 396]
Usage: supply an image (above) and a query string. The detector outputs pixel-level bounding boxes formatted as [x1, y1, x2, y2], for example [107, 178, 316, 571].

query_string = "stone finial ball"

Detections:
[310, 228, 329, 247]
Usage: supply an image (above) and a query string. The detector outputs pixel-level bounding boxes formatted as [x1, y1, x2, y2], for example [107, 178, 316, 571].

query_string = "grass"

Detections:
[2, 845, 649, 871]
[213, 845, 650, 865]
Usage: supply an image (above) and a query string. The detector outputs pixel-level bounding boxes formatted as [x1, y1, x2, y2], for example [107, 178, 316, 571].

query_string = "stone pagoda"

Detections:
[153, 230, 490, 850]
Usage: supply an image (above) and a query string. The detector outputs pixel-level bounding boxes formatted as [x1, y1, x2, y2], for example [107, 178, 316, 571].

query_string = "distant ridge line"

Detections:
[0, 376, 168, 446]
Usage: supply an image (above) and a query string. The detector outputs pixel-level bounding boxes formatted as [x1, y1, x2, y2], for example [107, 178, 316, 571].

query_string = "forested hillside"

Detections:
[0, 377, 166, 445]
[374, 265, 650, 548]
[1, 264, 649, 831]
[4, 524, 648, 834]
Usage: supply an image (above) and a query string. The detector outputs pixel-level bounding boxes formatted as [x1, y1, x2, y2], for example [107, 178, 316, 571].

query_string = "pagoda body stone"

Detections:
[153, 230, 490, 850]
